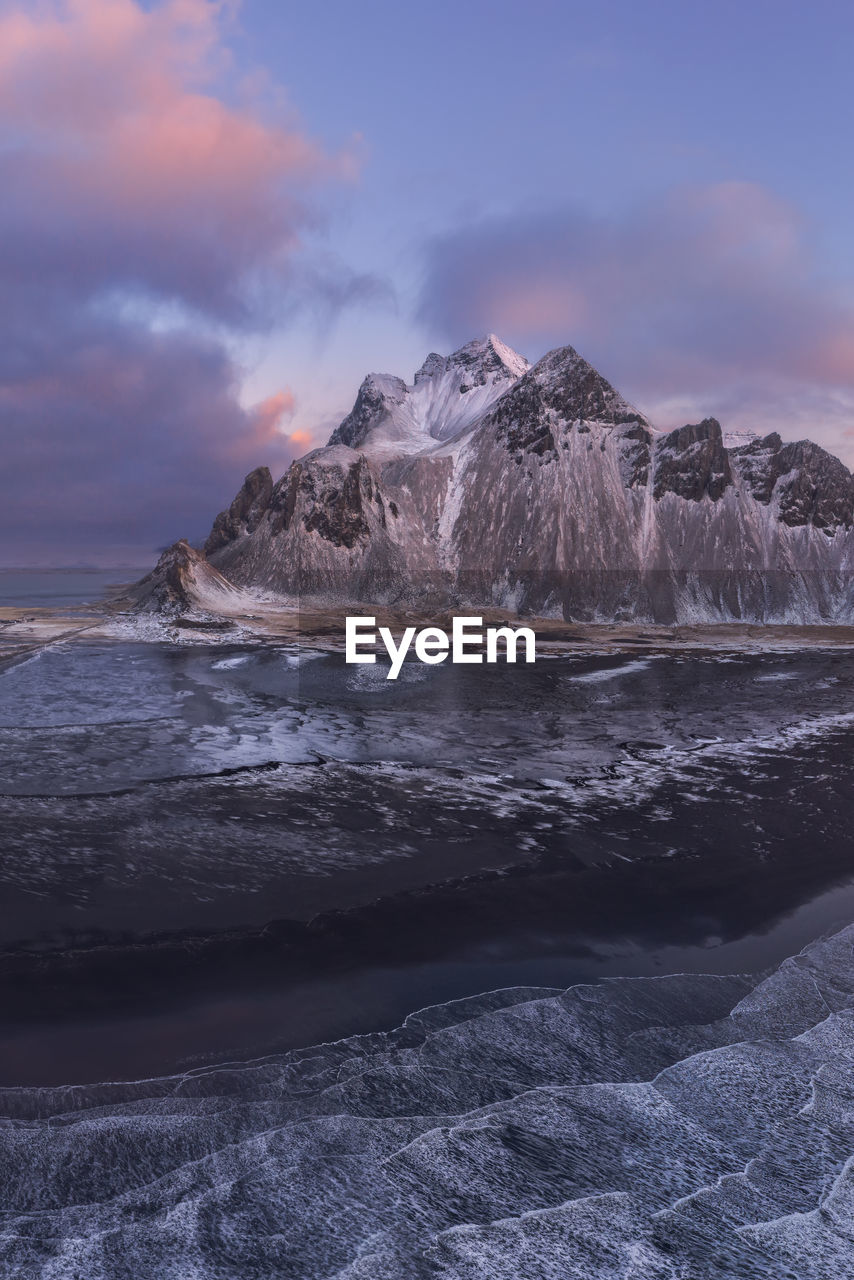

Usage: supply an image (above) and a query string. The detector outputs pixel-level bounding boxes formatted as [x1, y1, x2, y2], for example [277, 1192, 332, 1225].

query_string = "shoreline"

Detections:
[6, 598, 854, 656]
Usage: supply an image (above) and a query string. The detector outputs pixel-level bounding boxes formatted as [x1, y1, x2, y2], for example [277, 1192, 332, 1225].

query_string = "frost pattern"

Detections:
[4, 929, 854, 1276]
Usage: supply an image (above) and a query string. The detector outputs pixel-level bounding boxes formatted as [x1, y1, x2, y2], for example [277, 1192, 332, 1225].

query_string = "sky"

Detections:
[1, 0, 854, 564]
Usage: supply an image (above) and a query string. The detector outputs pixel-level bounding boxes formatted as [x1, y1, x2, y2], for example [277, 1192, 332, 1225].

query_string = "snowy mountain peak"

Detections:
[362, 372, 408, 401]
[413, 352, 447, 385]
[447, 334, 530, 383]
[329, 335, 529, 454]
[413, 335, 529, 388]
[130, 540, 244, 614]
[326, 373, 408, 450]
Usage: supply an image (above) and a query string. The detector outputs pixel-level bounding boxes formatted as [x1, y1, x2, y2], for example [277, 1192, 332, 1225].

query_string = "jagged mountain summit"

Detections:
[201, 335, 854, 623]
[328, 334, 530, 454]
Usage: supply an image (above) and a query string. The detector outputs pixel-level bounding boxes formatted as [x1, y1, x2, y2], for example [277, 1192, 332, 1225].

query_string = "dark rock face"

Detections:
[527, 346, 649, 427]
[204, 466, 273, 555]
[653, 419, 733, 502]
[301, 456, 382, 548]
[489, 377, 557, 462]
[487, 345, 651, 467]
[777, 443, 854, 530]
[617, 422, 653, 489]
[268, 465, 302, 537]
[729, 432, 785, 505]
[267, 455, 385, 549]
[731, 433, 854, 531]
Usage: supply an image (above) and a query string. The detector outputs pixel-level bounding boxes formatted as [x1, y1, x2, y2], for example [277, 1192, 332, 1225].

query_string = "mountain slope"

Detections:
[203, 336, 854, 623]
[129, 539, 248, 615]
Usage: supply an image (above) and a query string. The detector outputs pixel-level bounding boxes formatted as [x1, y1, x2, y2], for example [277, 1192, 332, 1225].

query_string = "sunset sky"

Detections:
[2, 0, 854, 563]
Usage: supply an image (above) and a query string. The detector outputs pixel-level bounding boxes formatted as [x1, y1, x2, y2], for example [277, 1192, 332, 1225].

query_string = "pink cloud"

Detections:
[484, 281, 590, 335]
[250, 389, 297, 434]
[0, 0, 358, 319]
[235, 388, 298, 464]
[287, 428, 315, 447]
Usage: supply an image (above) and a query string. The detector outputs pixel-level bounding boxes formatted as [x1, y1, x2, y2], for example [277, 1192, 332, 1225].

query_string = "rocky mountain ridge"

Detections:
[187, 335, 854, 622]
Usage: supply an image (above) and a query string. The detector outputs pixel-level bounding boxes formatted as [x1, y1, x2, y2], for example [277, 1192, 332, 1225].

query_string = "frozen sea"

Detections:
[2, 634, 854, 1085]
[4, 620, 854, 1276]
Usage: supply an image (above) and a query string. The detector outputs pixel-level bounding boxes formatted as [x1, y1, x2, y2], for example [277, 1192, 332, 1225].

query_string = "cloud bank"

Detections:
[418, 183, 854, 459]
[0, 0, 364, 562]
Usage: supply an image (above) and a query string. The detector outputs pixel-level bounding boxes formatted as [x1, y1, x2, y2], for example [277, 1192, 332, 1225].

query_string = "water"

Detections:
[3, 632, 854, 1278]
[2, 638, 854, 1083]
[0, 567, 136, 608]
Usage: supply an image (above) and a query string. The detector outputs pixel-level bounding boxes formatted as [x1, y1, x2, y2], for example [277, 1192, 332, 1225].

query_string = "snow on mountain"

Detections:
[195, 336, 854, 623]
[328, 335, 530, 456]
[723, 428, 759, 448]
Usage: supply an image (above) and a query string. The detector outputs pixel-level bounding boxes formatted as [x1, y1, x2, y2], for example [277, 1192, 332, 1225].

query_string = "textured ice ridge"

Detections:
[4, 929, 854, 1276]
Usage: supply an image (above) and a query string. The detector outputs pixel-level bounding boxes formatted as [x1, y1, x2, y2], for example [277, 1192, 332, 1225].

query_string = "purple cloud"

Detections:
[0, 0, 372, 562]
[418, 183, 854, 457]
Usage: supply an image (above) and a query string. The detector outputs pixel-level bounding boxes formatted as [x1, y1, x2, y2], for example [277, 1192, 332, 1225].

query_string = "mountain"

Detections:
[201, 336, 854, 623]
[129, 539, 247, 615]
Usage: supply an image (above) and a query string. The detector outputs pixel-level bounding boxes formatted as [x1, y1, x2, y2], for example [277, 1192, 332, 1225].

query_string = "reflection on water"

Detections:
[6, 872, 854, 1087]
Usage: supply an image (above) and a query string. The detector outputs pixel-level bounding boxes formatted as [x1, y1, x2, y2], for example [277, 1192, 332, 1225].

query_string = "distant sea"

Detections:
[0, 568, 138, 608]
